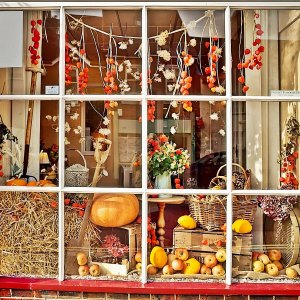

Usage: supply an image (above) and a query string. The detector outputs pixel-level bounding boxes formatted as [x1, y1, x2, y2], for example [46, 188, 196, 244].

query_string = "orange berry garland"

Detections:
[237, 11, 264, 94]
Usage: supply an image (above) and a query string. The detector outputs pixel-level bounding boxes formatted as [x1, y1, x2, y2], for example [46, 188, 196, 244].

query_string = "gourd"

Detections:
[183, 258, 201, 274]
[90, 194, 139, 227]
[150, 246, 168, 268]
[178, 215, 197, 229]
[232, 219, 252, 233]
[6, 178, 27, 186]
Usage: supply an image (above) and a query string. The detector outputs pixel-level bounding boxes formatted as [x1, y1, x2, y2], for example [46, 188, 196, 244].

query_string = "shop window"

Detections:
[0, 3, 300, 286]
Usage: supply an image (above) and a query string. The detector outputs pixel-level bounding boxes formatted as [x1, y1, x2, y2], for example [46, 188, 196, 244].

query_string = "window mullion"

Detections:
[58, 5, 66, 282]
[225, 5, 233, 286]
[141, 4, 148, 284]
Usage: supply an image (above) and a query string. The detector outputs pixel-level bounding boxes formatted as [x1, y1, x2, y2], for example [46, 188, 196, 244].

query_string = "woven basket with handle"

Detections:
[188, 163, 257, 231]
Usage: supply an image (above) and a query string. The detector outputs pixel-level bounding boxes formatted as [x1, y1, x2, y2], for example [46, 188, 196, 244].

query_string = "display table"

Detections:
[148, 196, 185, 247]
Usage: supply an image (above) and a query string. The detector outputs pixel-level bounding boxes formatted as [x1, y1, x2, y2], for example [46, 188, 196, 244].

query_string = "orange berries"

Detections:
[238, 76, 245, 84]
[242, 85, 249, 93]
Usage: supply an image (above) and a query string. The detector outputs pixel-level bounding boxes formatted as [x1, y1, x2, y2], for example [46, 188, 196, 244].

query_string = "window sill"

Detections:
[0, 277, 300, 295]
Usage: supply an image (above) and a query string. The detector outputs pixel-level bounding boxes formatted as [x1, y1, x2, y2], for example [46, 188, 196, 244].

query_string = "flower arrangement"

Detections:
[148, 134, 190, 177]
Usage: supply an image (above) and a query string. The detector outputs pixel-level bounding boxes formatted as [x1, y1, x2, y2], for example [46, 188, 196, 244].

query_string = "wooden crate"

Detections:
[190, 251, 252, 272]
[173, 226, 252, 255]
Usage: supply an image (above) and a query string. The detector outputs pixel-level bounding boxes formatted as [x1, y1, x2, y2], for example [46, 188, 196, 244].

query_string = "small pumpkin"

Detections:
[232, 219, 252, 234]
[150, 246, 168, 268]
[6, 178, 27, 186]
[90, 194, 139, 227]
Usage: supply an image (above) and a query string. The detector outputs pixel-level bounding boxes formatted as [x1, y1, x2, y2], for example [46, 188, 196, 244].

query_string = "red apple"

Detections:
[78, 265, 89, 276]
[162, 264, 174, 275]
[267, 250, 282, 262]
[171, 258, 185, 271]
[273, 260, 283, 271]
[175, 248, 189, 261]
[204, 254, 218, 268]
[200, 265, 212, 275]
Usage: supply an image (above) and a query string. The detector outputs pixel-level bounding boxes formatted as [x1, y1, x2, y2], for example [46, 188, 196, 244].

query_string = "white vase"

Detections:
[155, 172, 172, 198]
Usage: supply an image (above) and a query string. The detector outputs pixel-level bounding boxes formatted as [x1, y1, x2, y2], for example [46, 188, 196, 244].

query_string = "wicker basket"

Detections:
[65, 149, 89, 187]
[188, 164, 257, 231]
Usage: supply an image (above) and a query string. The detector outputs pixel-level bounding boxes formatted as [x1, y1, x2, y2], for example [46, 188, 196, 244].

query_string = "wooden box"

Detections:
[173, 226, 252, 255]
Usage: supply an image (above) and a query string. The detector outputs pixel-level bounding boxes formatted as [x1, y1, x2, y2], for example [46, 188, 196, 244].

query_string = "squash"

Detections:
[183, 258, 201, 274]
[232, 219, 252, 234]
[90, 194, 139, 227]
[178, 215, 197, 229]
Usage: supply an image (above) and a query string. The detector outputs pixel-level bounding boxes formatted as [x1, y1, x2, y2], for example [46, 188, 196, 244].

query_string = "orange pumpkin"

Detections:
[27, 181, 37, 186]
[38, 180, 53, 186]
[6, 178, 27, 186]
[90, 194, 139, 227]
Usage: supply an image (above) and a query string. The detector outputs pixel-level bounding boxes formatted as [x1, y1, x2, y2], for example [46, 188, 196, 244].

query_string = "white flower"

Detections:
[70, 112, 79, 120]
[65, 122, 71, 133]
[53, 116, 58, 122]
[219, 129, 226, 136]
[209, 100, 215, 105]
[222, 66, 226, 72]
[155, 30, 169, 46]
[46, 115, 52, 120]
[172, 113, 179, 120]
[73, 128, 80, 134]
[170, 126, 177, 135]
[103, 116, 110, 126]
[171, 100, 178, 108]
[102, 169, 108, 176]
[99, 128, 111, 136]
[210, 112, 219, 121]
[189, 38, 197, 47]
[132, 71, 140, 80]
[79, 137, 85, 144]
[118, 64, 124, 72]
[124, 60, 132, 66]
[157, 50, 171, 61]
[186, 20, 197, 30]
[128, 38, 133, 45]
[167, 84, 175, 92]
[118, 41, 128, 50]
[154, 76, 162, 83]
[163, 69, 176, 80]
[126, 67, 132, 74]
[215, 85, 226, 95]
[64, 137, 70, 145]
[158, 64, 165, 72]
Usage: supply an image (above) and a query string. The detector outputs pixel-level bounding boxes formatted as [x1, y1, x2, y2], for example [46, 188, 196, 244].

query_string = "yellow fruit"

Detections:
[183, 258, 201, 274]
[232, 219, 252, 233]
[149, 246, 168, 268]
[178, 215, 197, 229]
[211, 185, 222, 190]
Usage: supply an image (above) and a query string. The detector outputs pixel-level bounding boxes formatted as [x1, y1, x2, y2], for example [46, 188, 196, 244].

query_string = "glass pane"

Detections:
[65, 9, 142, 95]
[147, 100, 226, 190]
[0, 100, 59, 186]
[64, 100, 142, 188]
[147, 9, 226, 96]
[64, 192, 141, 280]
[231, 9, 300, 96]
[233, 100, 300, 190]
[147, 194, 226, 281]
[0, 191, 58, 277]
[232, 193, 299, 282]
[0, 10, 59, 95]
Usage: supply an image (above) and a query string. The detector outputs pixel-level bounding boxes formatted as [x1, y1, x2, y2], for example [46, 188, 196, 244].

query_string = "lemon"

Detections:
[178, 215, 197, 229]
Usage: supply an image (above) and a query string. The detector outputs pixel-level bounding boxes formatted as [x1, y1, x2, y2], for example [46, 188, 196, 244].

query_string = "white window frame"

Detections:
[0, 1, 299, 286]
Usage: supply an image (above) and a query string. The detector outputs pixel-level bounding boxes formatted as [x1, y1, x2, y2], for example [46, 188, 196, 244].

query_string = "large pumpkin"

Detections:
[90, 194, 139, 227]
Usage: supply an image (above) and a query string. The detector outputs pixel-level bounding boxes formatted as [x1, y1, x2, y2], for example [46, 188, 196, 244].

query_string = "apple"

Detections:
[258, 253, 270, 265]
[204, 254, 218, 268]
[171, 258, 185, 271]
[212, 264, 225, 276]
[76, 252, 88, 266]
[286, 267, 298, 279]
[135, 252, 142, 263]
[147, 264, 158, 275]
[252, 251, 261, 262]
[272, 260, 283, 271]
[167, 253, 177, 266]
[175, 248, 189, 261]
[215, 248, 226, 263]
[162, 264, 174, 275]
[252, 260, 264, 272]
[78, 265, 90, 276]
[267, 250, 282, 262]
[265, 263, 279, 277]
[135, 262, 142, 271]
[200, 265, 212, 275]
[89, 264, 101, 276]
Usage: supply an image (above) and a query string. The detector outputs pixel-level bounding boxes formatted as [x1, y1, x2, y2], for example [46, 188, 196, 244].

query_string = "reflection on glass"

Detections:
[231, 9, 300, 96]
